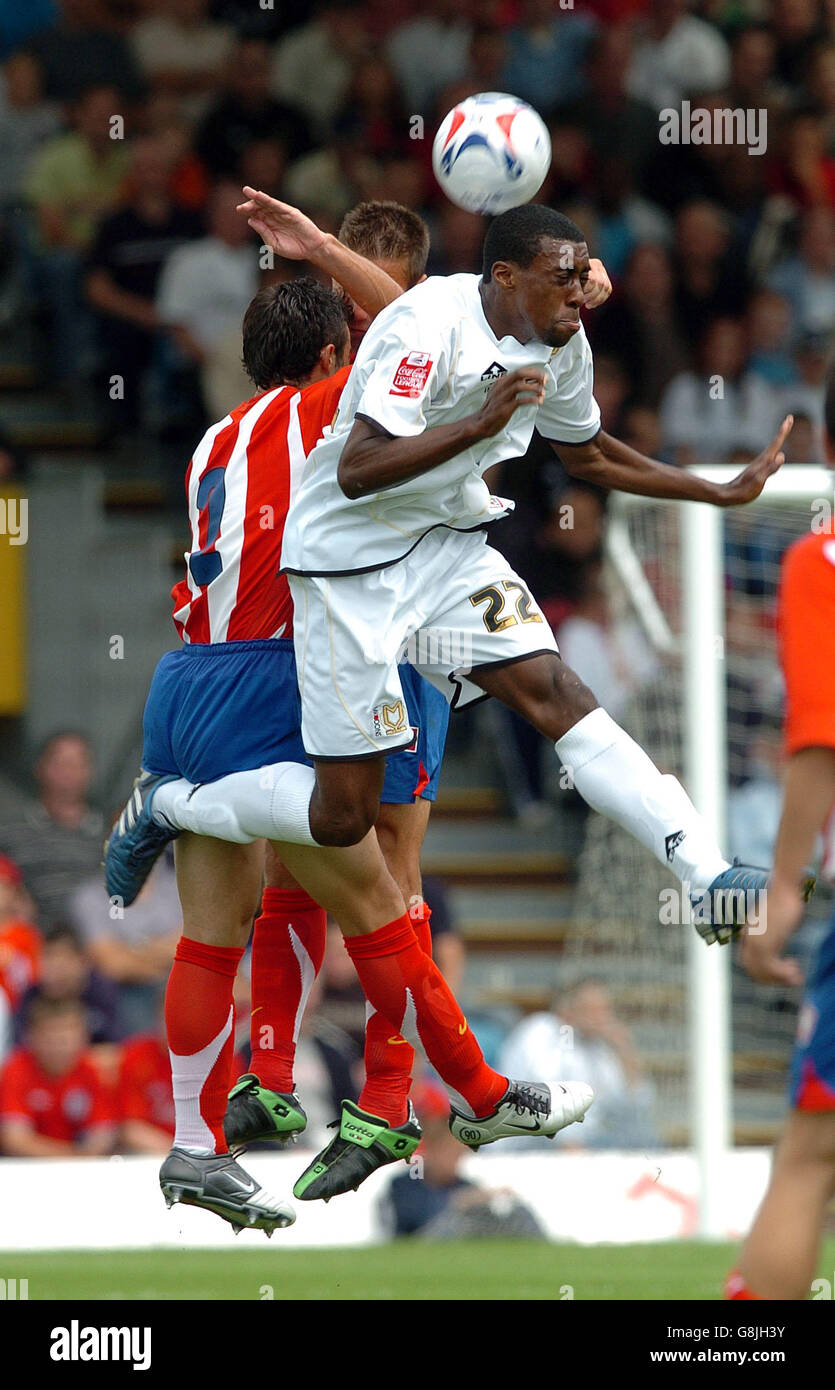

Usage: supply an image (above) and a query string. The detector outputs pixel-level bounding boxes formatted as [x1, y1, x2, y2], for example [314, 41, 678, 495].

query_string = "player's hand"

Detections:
[584, 258, 612, 309]
[472, 366, 547, 439]
[714, 416, 793, 507]
[237, 187, 327, 262]
[738, 875, 804, 987]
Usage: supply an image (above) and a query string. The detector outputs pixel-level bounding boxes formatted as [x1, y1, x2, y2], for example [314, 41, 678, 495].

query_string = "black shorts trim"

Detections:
[282, 519, 499, 580]
[310, 736, 415, 764]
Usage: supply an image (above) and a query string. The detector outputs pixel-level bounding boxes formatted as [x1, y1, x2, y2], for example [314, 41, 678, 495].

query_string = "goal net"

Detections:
[560, 468, 835, 1171]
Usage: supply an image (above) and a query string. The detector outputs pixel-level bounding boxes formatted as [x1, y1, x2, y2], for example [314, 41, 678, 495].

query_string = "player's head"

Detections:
[825, 356, 835, 465]
[337, 201, 430, 348]
[481, 204, 589, 349]
[241, 277, 351, 391]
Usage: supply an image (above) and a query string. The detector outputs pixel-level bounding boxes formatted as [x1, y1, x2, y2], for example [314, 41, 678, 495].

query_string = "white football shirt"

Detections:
[281, 272, 600, 576]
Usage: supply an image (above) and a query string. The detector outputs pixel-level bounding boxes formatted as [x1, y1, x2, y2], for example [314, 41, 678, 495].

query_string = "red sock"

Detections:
[346, 914, 507, 1118]
[165, 936, 244, 1154]
[724, 1270, 763, 1300]
[410, 900, 433, 957]
[359, 901, 435, 1125]
[359, 903, 433, 1126]
[250, 887, 327, 1093]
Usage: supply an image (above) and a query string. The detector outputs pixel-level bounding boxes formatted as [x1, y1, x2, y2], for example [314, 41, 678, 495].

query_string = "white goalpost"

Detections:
[599, 466, 835, 1237]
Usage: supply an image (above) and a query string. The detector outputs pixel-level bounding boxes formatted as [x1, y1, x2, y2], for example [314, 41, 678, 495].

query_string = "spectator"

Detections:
[626, 0, 730, 112]
[727, 23, 780, 116]
[23, 83, 129, 383]
[85, 135, 204, 433]
[590, 243, 687, 409]
[781, 331, 829, 455]
[746, 288, 797, 388]
[333, 54, 411, 165]
[381, 1081, 546, 1239]
[672, 199, 748, 343]
[809, 41, 835, 155]
[556, 562, 659, 723]
[769, 109, 835, 212]
[728, 714, 785, 867]
[270, 0, 367, 136]
[196, 38, 312, 182]
[498, 979, 658, 1149]
[771, 0, 824, 94]
[0, 732, 104, 926]
[29, 0, 144, 103]
[15, 923, 121, 1048]
[154, 180, 260, 418]
[0, 854, 41, 1012]
[568, 25, 659, 187]
[381, 1083, 476, 1236]
[385, 0, 472, 115]
[0, 0, 58, 63]
[130, 0, 233, 126]
[659, 316, 777, 465]
[767, 206, 835, 341]
[501, 0, 597, 115]
[0, 53, 61, 206]
[0, 987, 9, 1067]
[0, 996, 116, 1156]
[68, 854, 180, 1038]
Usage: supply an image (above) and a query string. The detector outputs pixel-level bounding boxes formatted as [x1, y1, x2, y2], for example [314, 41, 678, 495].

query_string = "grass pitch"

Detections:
[9, 1238, 835, 1300]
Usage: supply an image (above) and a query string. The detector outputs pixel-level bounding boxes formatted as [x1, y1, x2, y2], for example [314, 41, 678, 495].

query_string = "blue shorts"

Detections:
[141, 639, 448, 804]
[789, 910, 835, 1112]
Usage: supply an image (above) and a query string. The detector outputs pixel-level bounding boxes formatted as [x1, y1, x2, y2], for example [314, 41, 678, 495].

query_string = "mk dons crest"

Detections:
[373, 699, 408, 737]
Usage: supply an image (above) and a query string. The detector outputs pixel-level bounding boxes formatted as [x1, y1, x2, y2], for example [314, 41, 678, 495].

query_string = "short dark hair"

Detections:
[482, 205, 586, 283]
[826, 360, 835, 446]
[338, 201, 430, 288]
[241, 278, 350, 390]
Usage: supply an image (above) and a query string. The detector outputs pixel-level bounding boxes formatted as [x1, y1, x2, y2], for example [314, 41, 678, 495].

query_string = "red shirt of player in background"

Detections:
[170, 368, 350, 645]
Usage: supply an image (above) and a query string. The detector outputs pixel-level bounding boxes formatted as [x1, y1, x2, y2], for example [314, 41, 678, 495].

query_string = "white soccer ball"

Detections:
[432, 92, 552, 216]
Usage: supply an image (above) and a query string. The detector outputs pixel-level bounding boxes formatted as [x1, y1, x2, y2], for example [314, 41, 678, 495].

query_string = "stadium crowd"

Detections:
[0, 0, 832, 1161]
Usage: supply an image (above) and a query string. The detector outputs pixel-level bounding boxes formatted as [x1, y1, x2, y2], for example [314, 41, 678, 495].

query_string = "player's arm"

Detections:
[553, 417, 793, 506]
[0, 1117, 77, 1156]
[237, 187, 403, 317]
[86, 268, 160, 331]
[338, 367, 548, 498]
[739, 748, 835, 987]
[121, 1118, 173, 1154]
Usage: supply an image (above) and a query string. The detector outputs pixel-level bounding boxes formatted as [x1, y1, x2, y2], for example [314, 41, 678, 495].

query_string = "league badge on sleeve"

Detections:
[390, 352, 434, 399]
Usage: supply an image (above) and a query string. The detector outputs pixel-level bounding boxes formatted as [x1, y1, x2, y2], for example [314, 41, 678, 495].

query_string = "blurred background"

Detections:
[0, 0, 833, 1214]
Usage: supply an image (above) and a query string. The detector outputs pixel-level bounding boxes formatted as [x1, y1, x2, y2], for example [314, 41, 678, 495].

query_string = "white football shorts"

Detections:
[288, 527, 559, 760]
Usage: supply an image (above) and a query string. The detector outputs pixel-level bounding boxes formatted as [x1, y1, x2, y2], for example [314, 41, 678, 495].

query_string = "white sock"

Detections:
[555, 707, 729, 894]
[169, 1006, 233, 1154]
[153, 762, 317, 846]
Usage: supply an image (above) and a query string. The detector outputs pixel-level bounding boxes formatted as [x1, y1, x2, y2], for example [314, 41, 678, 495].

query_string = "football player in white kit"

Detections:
[159, 203, 795, 931]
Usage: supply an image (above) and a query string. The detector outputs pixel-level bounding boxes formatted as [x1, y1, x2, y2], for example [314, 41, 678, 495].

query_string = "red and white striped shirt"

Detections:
[171, 367, 350, 643]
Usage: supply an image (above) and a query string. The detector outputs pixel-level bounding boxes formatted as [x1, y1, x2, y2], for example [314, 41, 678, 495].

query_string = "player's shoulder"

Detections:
[375, 272, 478, 327]
[782, 524, 835, 583]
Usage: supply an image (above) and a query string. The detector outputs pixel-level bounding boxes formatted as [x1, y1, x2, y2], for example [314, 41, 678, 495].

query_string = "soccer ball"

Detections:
[432, 92, 552, 216]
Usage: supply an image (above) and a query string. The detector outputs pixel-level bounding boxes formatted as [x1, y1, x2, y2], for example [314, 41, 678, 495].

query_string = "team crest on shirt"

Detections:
[372, 700, 408, 737]
[389, 352, 433, 398]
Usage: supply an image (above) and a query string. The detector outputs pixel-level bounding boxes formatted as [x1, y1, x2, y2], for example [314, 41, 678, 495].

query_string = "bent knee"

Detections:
[311, 808, 374, 847]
